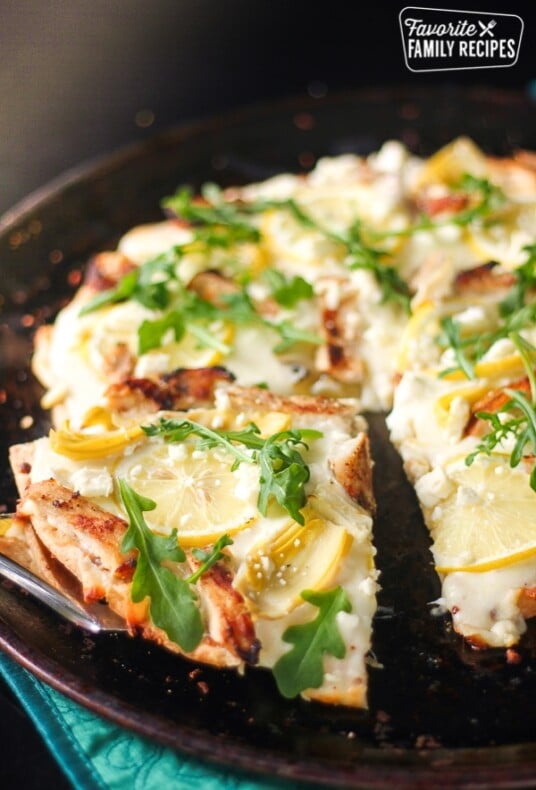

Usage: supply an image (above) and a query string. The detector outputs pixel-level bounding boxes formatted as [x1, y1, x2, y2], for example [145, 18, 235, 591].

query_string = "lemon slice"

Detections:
[416, 137, 488, 189]
[115, 441, 259, 546]
[442, 353, 526, 383]
[430, 456, 536, 573]
[235, 504, 351, 618]
[434, 383, 490, 426]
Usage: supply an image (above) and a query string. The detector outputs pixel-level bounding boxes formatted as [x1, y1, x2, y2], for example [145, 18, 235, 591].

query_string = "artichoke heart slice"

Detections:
[50, 421, 145, 460]
[235, 505, 352, 619]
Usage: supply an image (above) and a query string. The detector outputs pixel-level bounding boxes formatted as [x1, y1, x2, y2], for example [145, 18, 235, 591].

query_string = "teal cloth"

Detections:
[0, 654, 304, 790]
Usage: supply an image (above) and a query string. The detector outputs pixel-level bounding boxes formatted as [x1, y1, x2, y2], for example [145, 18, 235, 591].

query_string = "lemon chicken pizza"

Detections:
[4, 137, 536, 707]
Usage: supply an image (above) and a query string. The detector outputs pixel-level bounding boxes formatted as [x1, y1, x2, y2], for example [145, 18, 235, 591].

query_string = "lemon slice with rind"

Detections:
[115, 441, 259, 547]
[430, 455, 536, 573]
[415, 137, 488, 190]
[434, 383, 490, 426]
[442, 353, 527, 383]
[235, 504, 352, 618]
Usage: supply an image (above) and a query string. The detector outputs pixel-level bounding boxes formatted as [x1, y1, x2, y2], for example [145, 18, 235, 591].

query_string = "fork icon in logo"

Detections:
[478, 19, 497, 37]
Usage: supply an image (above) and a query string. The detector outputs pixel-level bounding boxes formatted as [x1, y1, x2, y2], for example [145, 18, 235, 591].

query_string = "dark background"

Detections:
[0, 0, 534, 786]
[1, 0, 535, 215]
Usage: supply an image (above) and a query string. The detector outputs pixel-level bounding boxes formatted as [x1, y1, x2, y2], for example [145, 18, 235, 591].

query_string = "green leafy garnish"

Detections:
[189, 534, 234, 585]
[372, 174, 506, 240]
[80, 245, 321, 357]
[465, 333, 536, 490]
[262, 269, 314, 308]
[342, 220, 411, 313]
[437, 245, 536, 379]
[162, 186, 261, 244]
[119, 480, 234, 651]
[499, 243, 536, 317]
[142, 418, 322, 524]
[80, 252, 181, 316]
[272, 587, 351, 698]
[118, 480, 204, 652]
[164, 186, 412, 312]
[437, 315, 476, 380]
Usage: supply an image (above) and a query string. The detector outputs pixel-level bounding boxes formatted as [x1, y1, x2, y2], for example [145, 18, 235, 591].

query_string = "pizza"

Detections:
[4, 136, 536, 707]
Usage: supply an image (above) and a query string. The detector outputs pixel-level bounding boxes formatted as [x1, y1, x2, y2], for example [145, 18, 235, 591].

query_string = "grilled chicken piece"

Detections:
[454, 262, 516, 295]
[12, 470, 258, 668]
[101, 341, 136, 383]
[222, 385, 376, 513]
[104, 367, 235, 418]
[83, 251, 137, 291]
[415, 190, 469, 218]
[16, 479, 131, 606]
[464, 377, 532, 437]
[187, 270, 240, 306]
[186, 554, 260, 664]
[315, 278, 365, 384]
[0, 517, 41, 575]
[222, 383, 361, 421]
[328, 433, 375, 514]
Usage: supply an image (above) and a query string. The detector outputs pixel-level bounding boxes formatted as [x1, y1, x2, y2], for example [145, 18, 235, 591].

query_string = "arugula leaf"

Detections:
[143, 417, 322, 524]
[118, 480, 204, 652]
[138, 311, 186, 355]
[218, 291, 323, 354]
[272, 587, 351, 698]
[188, 534, 234, 585]
[79, 269, 141, 316]
[256, 430, 315, 523]
[372, 174, 506, 241]
[80, 250, 181, 316]
[464, 332, 536, 491]
[143, 418, 256, 469]
[438, 315, 476, 380]
[165, 186, 412, 312]
[500, 243, 536, 317]
[262, 269, 314, 308]
[163, 186, 261, 243]
[437, 245, 536, 378]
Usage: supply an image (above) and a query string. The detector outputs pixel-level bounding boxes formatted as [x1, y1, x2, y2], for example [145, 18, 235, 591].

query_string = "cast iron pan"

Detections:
[1, 88, 536, 788]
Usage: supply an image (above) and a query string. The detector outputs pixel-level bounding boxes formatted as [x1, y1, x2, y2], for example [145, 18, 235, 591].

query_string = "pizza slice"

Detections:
[388, 242, 536, 648]
[9, 382, 377, 707]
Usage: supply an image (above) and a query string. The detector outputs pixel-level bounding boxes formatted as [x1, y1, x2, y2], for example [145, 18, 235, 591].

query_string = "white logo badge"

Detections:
[399, 7, 524, 72]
